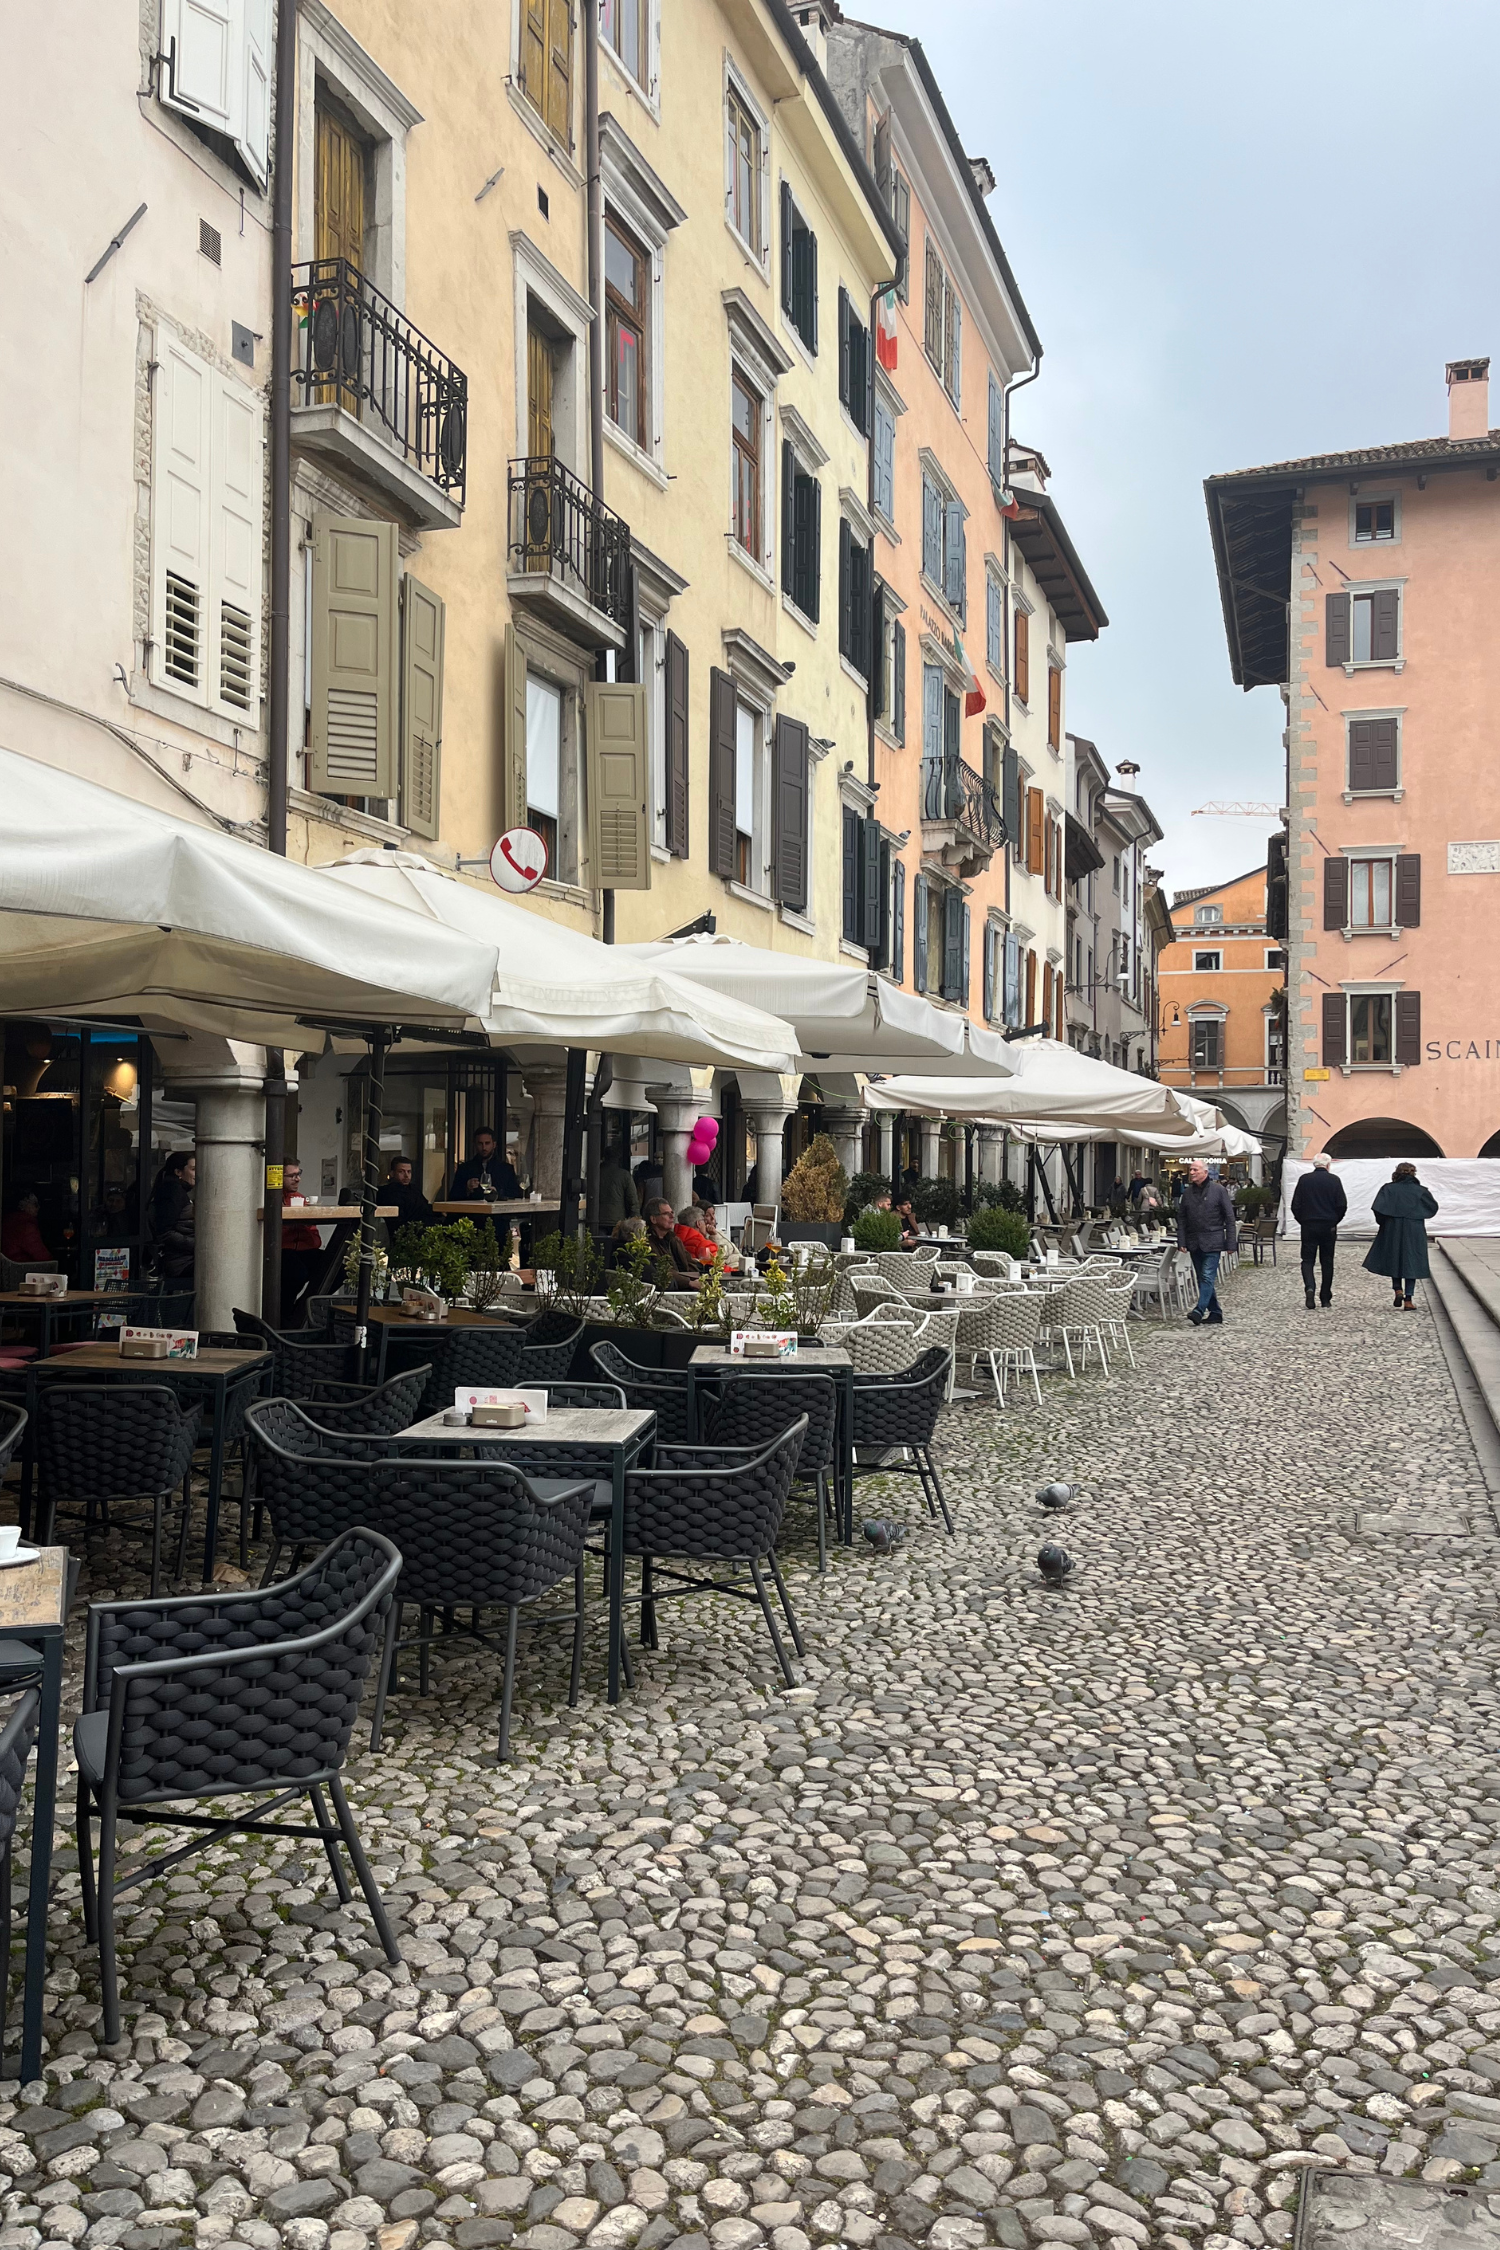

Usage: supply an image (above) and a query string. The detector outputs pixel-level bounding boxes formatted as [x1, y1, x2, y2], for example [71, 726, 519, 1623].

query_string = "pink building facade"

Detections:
[1207, 359, 1500, 1163]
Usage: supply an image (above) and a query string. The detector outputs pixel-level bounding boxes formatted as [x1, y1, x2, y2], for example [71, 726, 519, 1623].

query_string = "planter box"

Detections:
[779, 1222, 844, 1248]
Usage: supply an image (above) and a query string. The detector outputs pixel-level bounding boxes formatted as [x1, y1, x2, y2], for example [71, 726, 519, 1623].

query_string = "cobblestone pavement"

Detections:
[7, 1260, 1500, 2250]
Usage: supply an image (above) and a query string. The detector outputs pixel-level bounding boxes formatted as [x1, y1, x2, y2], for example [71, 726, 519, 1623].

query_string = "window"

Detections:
[879, 611, 906, 742]
[1355, 499, 1395, 543]
[602, 0, 648, 86]
[1190, 1019, 1224, 1070]
[526, 675, 563, 868]
[841, 805, 880, 948]
[920, 472, 966, 619]
[873, 117, 911, 302]
[986, 571, 1004, 677]
[1047, 665, 1062, 749]
[1326, 850, 1419, 931]
[731, 370, 762, 555]
[922, 664, 961, 778]
[1111, 855, 1120, 894]
[1351, 857, 1392, 929]
[159, 0, 270, 186]
[520, 0, 573, 145]
[780, 446, 822, 621]
[1003, 929, 1021, 1026]
[837, 288, 871, 437]
[1013, 606, 1030, 703]
[726, 82, 762, 256]
[838, 520, 872, 679]
[1193, 950, 1222, 973]
[734, 699, 756, 886]
[1326, 587, 1400, 666]
[780, 185, 817, 352]
[150, 332, 264, 722]
[1347, 715, 1400, 794]
[922, 240, 961, 407]
[1349, 993, 1392, 1065]
[605, 214, 648, 449]
[1324, 988, 1420, 1068]
[987, 372, 1004, 486]
[1193, 903, 1223, 925]
[873, 395, 896, 524]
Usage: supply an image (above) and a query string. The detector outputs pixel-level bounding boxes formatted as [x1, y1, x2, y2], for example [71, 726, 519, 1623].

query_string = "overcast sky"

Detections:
[866, 0, 1499, 898]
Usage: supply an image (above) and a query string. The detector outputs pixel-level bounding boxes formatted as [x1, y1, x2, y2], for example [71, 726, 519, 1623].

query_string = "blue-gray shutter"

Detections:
[841, 804, 859, 942]
[892, 619, 906, 742]
[892, 857, 905, 982]
[941, 887, 963, 1000]
[922, 663, 942, 763]
[987, 572, 1002, 672]
[943, 502, 964, 613]
[988, 373, 1004, 484]
[961, 903, 971, 1009]
[922, 478, 942, 581]
[913, 872, 928, 991]
[861, 815, 882, 950]
[874, 399, 895, 519]
[982, 923, 994, 1020]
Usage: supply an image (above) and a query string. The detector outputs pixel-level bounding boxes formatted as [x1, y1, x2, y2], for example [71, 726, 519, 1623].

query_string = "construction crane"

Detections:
[1191, 801, 1280, 818]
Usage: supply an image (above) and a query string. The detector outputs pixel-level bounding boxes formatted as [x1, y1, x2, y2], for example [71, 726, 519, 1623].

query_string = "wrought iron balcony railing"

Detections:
[508, 455, 631, 630]
[921, 755, 1006, 851]
[291, 257, 467, 508]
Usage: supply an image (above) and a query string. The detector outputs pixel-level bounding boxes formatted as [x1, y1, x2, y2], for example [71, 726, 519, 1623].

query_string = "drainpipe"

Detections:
[260, 0, 298, 1324]
[585, 0, 609, 957]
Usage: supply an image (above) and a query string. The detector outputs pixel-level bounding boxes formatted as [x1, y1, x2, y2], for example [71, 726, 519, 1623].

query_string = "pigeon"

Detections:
[862, 1519, 907, 1556]
[1037, 1542, 1075, 1588]
[1035, 1481, 1092, 1510]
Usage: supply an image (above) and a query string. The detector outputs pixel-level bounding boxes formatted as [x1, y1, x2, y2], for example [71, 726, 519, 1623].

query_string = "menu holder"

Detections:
[455, 1387, 549, 1424]
[20, 1274, 68, 1299]
[731, 1331, 796, 1359]
[120, 1326, 199, 1359]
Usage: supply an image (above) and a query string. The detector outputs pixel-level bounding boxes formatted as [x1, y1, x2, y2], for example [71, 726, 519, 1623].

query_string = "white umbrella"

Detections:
[862, 1039, 1200, 1138]
[0, 749, 499, 1043]
[323, 855, 797, 1070]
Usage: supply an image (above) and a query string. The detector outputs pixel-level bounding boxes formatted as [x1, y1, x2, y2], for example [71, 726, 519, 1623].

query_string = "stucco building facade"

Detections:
[1157, 863, 1285, 1170]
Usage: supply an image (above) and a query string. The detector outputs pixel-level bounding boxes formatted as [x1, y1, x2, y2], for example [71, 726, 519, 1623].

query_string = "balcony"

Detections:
[920, 755, 1006, 878]
[507, 456, 630, 649]
[291, 258, 467, 531]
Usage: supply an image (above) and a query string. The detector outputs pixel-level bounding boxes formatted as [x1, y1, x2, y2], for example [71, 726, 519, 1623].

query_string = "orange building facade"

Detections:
[1158, 863, 1286, 1167]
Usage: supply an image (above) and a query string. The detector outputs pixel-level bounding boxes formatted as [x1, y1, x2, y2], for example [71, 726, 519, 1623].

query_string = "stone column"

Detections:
[741, 1102, 795, 1211]
[821, 1105, 866, 1182]
[646, 1090, 702, 1216]
[877, 1114, 895, 1183]
[977, 1124, 1005, 1188]
[520, 1065, 570, 1200]
[920, 1118, 942, 1179]
[153, 1036, 265, 1334]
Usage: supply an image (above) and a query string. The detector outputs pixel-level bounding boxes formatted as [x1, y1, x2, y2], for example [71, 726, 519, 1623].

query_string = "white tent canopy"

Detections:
[1007, 1119, 1261, 1158]
[618, 932, 1006, 1075]
[324, 855, 798, 1071]
[0, 750, 500, 1043]
[862, 1039, 1200, 1138]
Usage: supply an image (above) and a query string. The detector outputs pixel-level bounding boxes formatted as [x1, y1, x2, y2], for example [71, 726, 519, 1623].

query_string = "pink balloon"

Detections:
[695, 1117, 720, 1147]
[686, 1137, 711, 1167]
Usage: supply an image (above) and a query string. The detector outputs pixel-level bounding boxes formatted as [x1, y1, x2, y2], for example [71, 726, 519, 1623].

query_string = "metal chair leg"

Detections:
[814, 1471, 828, 1574]
[97, 1798, 122, 2048]
[370, 1600, 399, 1754]
[76, 1773, 98, 1943]
[149, 1495, 164, 1599]
[327, 1775, 401, 1966]
[640, 1557, 659, 1650]
[919, 1446, 954, 1534]
[748, 1556, 796, 1685]
[175, 1474, 193, 1580]
[309, 1783, 353, 1905]
[765, 1550, 805, 1657]
[568, 1564, 585, 1709]
[497, 1605, 520, 1763]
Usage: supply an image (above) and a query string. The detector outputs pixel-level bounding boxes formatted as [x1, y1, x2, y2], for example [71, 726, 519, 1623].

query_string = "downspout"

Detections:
[997, 352, 1040, 1048]
[578, 0, 607, 1237]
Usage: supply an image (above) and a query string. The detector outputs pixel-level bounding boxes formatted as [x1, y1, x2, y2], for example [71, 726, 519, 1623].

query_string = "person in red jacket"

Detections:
[280, 1161, 325, 1322]
[1, 1191, 51, 1266]
[674, 1205, 716, 1265]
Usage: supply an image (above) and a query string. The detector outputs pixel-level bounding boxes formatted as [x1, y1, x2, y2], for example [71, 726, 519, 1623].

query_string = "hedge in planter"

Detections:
[966, 1206, 1032, 1259]
[852, 1209, 902, 1252]
[781, 1134, 849, 1223]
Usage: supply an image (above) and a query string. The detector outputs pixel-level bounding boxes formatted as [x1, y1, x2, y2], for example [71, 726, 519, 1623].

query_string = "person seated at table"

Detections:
[694, 1201, 742, 1273]
[448, 1126, 521, 1204]
[861, 1188, 893, 1215]
[675, 1205, 716, 1265]
[2, 1190, 52, 1266]
[643, 1198, 701, 1288]
[893, 1193, 923, 1247]
[384, 1154, 435, 1231]
[279, 1161, 325, 1319]
[606, 1216, 647, 1268]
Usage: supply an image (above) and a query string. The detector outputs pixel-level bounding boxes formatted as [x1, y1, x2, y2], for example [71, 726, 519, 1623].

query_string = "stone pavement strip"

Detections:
[7, 1261, 1500, 2250]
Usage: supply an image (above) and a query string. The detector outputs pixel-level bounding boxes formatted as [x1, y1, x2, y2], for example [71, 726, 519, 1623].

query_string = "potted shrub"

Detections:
[966, 1207, 1033, 1261]
[911, 1176, 962, 1232]
[843, 1169, 894, 1226]
[779, 1134, 848, 1247]
[852, 1209, 902, 1252]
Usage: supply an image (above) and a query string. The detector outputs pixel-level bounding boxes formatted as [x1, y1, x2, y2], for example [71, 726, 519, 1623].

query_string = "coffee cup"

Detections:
[0, 1526, 22, 1562]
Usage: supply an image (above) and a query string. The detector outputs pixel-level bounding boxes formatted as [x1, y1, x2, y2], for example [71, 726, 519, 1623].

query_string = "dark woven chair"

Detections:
[519, 1318, 585, 1385]
[74, 1528, 401, 2043]
[0, 1688, 40, 2052]
[589, 1341, 693, 1445]
[244, 1398, 394, 1583]
[702, 1372, 839, 1573]
[367, 1459, 596, 1761]
[37, 1384, 201, 1595]
[0, 1403, 26, 1480]
[850, 1345, 952, 1533]
[384, 1324, 525, 1419]
[300, 1367, 430, 1439]
[620, 1419, 807, 1685]
[232, 1311, 359, 1402]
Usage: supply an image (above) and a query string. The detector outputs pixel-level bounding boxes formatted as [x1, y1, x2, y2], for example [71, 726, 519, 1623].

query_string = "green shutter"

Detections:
[502, 621, 528, 830]
[309, 514, 397, 799]
[400, 573, 444, 841]
[586, 681, 651, 891]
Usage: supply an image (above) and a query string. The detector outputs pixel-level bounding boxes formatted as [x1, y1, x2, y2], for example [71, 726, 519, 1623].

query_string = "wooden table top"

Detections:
[431, 1200, 553, 1217]
[37, 1344, 270, 1375]
[257, 1206, 396, 1221]
[404, 1407, 652, 1445]
[0, 1289, 129, 1306]
[365, 1305, 524, 1329]
[690, 1344, 851, 1367]
[0, 1545, 69, 1632]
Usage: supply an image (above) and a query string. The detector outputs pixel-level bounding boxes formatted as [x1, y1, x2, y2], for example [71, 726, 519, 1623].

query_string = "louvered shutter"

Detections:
[1371, 716, 1399, 790]
[1347, 720, 1375, 792]
[210, 368, 262, 719]
[160, 0, 235, 135]
[237, 0, 271, 185]
[807, 473, 822, 621]
[309, 515, 397, 799]
[780, 439, 796, 591]
[988, 374, 1004, 484]
[862, 816, 882, 950]
[892, 620, 906, 742]
[924, 242, 942, 365]
[1048, 665, 1061, 748]
[1323, 856, 1349, 929]
[961, 904, 971, 1009]
[838, 517, 852, 662]
[1043, 816, 1054, 896]
[780, 180, 793, 316]
[986, 573, 1002, 673]
[913, 872, 928, 991]
[1002, 742, 1019, 852]
[1014, 608, 1029, 703]
[1027, 787, 1045, 874]
[546, 0, 572, 143]
[665, 630, 689, 857]
[874, 840, 891, 969]
[522, 0, 547, 112]
[872, 589, 886, 721]
[943, 681, 960, 764]
[838, 285, 851, 410]
[400, 573, 444, 840]
[807, 227, 818, 354]
[873, 112, 891, 204]
[772, 715, 809, 911]
[982, 923, 994, 1020]
[892, 858, 905, 982]
[922, 663, 942, 762]
[1024, 948, 1036, 1025]
[708, 666, 737, 877]
[943, 502, 964, 611]
[921, 477, 942, 582]
[893, 175, 910, 290]
[1395, 990, 1422, 1066]
[587, 682, 650, 890]
[1326, 591, 1350, 667]
[1041, 961, 1052, 1034]
[1054, 968, 1064, 1040]
[502, 621, 528, 829]
[152, 335, 212, 704]
[1395, 853, 1420, 927]
[875, 402, 895, 520]
[941, 887, 962, 999]
[947, 287, 962, 409]
[1372, 588, 1400, 662]
[841, 806, 859, 942]
[1322, 991, 1346, 1067]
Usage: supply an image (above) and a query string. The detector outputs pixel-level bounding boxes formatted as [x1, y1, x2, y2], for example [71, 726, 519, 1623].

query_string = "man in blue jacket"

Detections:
[1289, 1153, 1348, 1310]
[1176, 1160, 1239, 1327]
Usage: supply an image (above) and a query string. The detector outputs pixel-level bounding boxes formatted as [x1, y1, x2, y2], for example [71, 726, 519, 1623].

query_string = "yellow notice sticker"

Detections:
[1303, 1068, 1331, 1081]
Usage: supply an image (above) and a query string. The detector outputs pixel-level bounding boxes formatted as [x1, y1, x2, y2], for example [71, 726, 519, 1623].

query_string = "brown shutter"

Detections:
[1395, 989, 1421, 1065]
[771, 714, 809, 911]
[1014, 608, 1029, 704]
[1041, 961, 1053, 1031]
[923, 242, 942, 365]
[1323, 854, 1349, 929]
[1395, 852, 1421, 927]
[308, 514, 397, 799]
[521, 0, 547, 110]
[1325, 591, 1350, 667]
[1322, 990, 1346, 1067]
[1047, 666, 1061, 748]
[665, 630, 689, 858]
[1371, 715, 1399, 789]
[502, 621, 528, 830]
[546, 0, 572, 143]
[1372, 587, 1400, 662]
[1026, 787, 1045, 875]
[399, 572, 444, 841]
[708, 666, 737, 878]
[1024, 948, 1036, 1025]
[586, 682, 650, 890]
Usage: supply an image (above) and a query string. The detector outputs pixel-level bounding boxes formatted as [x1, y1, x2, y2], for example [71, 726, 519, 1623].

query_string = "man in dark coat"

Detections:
[1290, 1153, 1348, 1309]
[1363, 1163, 1440, 1307]
[448, 1128, 521, 1203]
[384, 1156, 435, 1233]
[1176, 1159, 1238, 1327]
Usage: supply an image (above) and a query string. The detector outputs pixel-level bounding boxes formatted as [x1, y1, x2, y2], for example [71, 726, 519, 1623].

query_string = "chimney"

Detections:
[790, 0, 833, 69]
[970, 157, 996, 200]
[1447, 357, 1490, 440]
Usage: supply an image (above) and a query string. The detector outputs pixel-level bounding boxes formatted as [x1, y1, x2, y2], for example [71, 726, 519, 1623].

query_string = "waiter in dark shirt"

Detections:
[447, 1127, 521, 1202]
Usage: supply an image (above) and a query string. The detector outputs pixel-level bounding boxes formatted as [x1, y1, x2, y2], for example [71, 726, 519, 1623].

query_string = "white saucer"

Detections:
[0, 1547, 41, 1570]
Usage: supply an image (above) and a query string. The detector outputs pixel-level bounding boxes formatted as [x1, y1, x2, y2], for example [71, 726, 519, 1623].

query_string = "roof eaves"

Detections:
[1008, 487, 1108, 640]
[765, 0, 907, 272]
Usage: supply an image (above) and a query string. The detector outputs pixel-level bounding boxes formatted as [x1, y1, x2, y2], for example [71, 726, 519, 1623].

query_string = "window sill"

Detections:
[724, 215, 769, 285]
[779, 905, 816, 936]
[1340, 1062, 1404, 1075]
[839, 939, 870, 962]
[1342, 658, 1405, 675]
[131, 671, 261, 754]
[650, 842, 672, 864]
[873, 508, 899, 544]
[874, 720, 904, 752]
[778, 308, 818, 369]
[288, 786, 404, 843]
[780, 592, 819, 641]
[599, 45, 661, 125]
[726, 879, 774, 912]
[505, 78, 583, 187]
[536, 876, 593, 910]
[1343, 788, 1404, 803]
[1340, 924, 1403, 941]
[918, 570, 964, 632]
[603, 416, 667, 488]
[839, 653, 870, 693]
[727, 538, 775, 594]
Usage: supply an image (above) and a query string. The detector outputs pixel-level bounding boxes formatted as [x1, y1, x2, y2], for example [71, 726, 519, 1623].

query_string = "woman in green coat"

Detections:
[1362, 1162, 1439, 1308]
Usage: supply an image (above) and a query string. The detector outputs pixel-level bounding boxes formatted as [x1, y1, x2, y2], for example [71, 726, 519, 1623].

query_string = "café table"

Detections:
[0, 1544, 70, 2080]
[0, 1290, 131, 1360]
[363, 1303, 527, 1384]
[263, 1206, 396, 1305]
[686, 1343, 856, 1543]
[24, 1346, 271, 1580]
[394, 1405, 655, 1704]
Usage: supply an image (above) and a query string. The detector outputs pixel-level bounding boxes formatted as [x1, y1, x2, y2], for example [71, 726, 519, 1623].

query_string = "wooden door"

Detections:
[315, 102, 366, 269]
[527, 325, 554, 458]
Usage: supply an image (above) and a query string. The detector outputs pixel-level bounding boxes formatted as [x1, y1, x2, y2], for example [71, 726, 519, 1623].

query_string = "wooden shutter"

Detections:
[892, 619, 906, 742]
[838, 286, 851, 410]
[873, 112, 891, 204]
[237, 0, 271, 185]
[502, 621, 528, 829]
[1395, 989, 1422, 1066]
[875, 401, 895, 520]
[838, 517, 853, 663]
[947, 287, 962, 409]
[1323, 855, 1349, 929]
[400, 572, 444, 841]
[1026, 787, 1045, 874]
[982, 923, 994, 1020]
[961, 903, 971, 1009]
[862, 816, 882, 950]
[210, 369, 262, 718]
[1326, 591, 1350, 667]
[587, 682, 650, 891]
[874, 840, 892, 970]
[892, 858, 905, 982]
[1043, 816, 1054, 896]
[152, 335, 211, 703]
[1042, 961, 1053, 1034]
[921, 477, 942, 581]
[1047, 666, 1061, 748]
[780, 180, 793, 315]
[1024, 948, 1036, 1026]
[1322, 991, 1346, 1068]
[160, 0, 235, 136]
[521, 0, 547, 111]
[943, 502, 964, 611]
[771, 715, 809, 911]
[780, 440, 796, 591]
[940, 886, 962, 999]
[1347, 720, 1374, 792]
[1054, 966, 1064, 1040]
[924, 242, 942, 365]
[792, 469, 820, 622]
[893, 175, 910, 291]
[309, 514, 397, 799]
[1014, 608, 1029, 703]
[1002, 742, 1019, 852]
[841, 806, 859, 941]
[665, 630, 689, 857]
[1372, 588, 1400, 662]
[988, 374, 1004, 484]
[913, 872, 928, 991]
[1371, 715, 1399, 790]
[708, 666, 737, 877]
[1395, 852, 1421, 927]
[545, 0, 572, 143]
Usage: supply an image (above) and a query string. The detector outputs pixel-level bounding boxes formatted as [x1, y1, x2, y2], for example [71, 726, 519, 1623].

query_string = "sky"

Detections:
[862, 0, 1500, 898]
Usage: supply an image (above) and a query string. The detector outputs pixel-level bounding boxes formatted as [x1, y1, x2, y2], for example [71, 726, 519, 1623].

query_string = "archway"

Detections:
[1477, 1129, 1500, 1159]
[1322, 1117, 1445, 1161]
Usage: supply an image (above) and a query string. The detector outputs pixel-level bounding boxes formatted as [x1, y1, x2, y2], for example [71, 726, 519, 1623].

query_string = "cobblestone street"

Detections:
[7, 1262, 1500, 2250]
